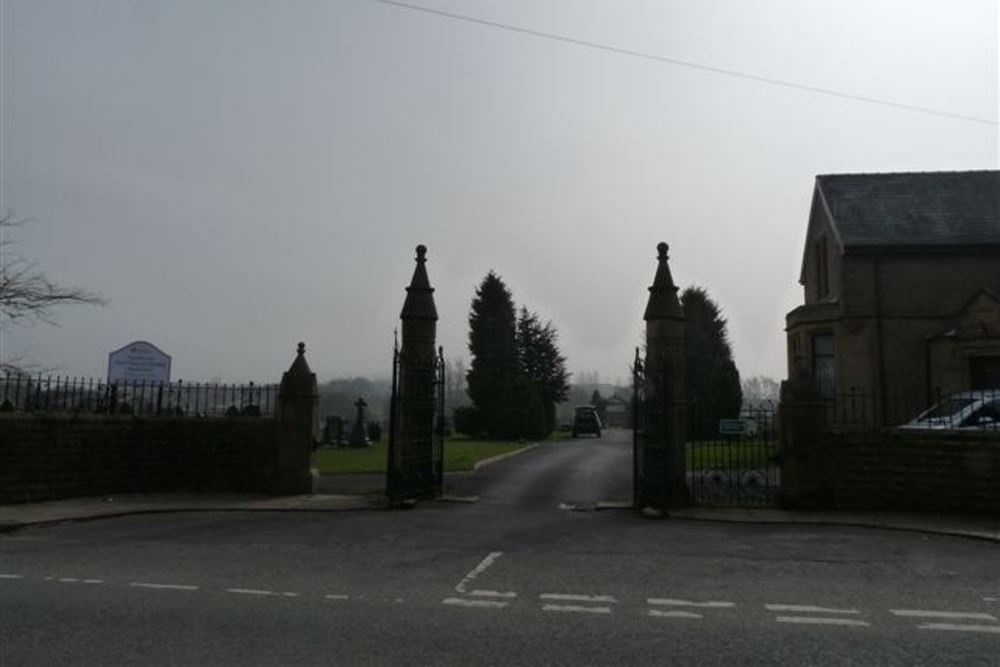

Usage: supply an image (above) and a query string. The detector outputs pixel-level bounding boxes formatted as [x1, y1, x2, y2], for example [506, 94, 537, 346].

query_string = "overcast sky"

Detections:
[1, 0, 997, 385]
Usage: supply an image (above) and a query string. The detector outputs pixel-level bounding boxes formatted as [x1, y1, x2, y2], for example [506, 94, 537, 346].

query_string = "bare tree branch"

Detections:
[0, 213, 107, 325]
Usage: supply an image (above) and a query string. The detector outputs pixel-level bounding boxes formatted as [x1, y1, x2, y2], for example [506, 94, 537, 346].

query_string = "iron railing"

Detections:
[0, 373, 277, 417]
[821, 387, 1000, 431]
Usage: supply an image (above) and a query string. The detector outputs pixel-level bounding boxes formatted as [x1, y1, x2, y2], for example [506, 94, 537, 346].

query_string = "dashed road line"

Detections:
[648, 609, 703, 619]
[58, 578, 80, 583]
[454, 551, 504, 594]
[890, 609, 996, 621]
[542, 604, 613, 615]
[649, 598, 735, 609]
[443, 597, 509, 609]
[81, 579, 104, 585]
[130, 582, 199, 591]
[540, 593, 617, 604]
[776, 616, 870, 627]
[0, 574, 23, 580]
[325, 594, 350, 601]
[766, 604, 860, 615]
[226, 588, 288, 597]
[917, 623, 1000, 634]
[470, 589, 517, 599]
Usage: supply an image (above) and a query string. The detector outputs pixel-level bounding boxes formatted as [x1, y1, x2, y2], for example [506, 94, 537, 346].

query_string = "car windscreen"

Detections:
[920, 397, 976, 419]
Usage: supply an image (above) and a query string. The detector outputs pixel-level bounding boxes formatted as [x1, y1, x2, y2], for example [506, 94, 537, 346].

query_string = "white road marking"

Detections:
[130, 582, 199, 591]
[648, 598, 735, 609]
[325, 594, 350, 601]
[470, 589, 517, 599]
[282, 592, 299, 598]
[226, 588, 280, 596]
[766, 604, 859, 615]
[454, 551, 504, 594]
[984, 597, 997, 603]
[776, 616, 870, 627]
[443, 597, 509, 609]
[540, 593, 617, 604]
[58, 578, 80, 583]
[890, 609, 997, 621]
[648, 609, 703, 619]
[0, 574, 23, 580]
[542, 604, 613, 615]
[918, 623, 1000, 634]
[82, 579, 104, 585]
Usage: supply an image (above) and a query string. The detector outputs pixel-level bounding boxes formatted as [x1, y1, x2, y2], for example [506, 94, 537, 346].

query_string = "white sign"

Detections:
[107, 341, 171, 384]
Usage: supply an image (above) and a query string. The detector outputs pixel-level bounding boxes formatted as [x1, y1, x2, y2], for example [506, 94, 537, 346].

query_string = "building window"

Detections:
[814, 237, 829, 299]
[812, 333, 835, 398]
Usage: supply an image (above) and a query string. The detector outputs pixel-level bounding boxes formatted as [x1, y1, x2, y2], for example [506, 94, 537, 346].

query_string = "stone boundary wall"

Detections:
[829, 430, 1000, 513]
[0, 415, 280, 503]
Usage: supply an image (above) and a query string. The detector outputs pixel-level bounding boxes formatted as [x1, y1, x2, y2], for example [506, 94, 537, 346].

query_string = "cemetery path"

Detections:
[442, 428, 633, 509]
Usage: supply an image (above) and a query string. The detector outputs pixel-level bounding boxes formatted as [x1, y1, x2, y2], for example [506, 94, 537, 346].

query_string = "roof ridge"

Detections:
[816, 169, 999, 179]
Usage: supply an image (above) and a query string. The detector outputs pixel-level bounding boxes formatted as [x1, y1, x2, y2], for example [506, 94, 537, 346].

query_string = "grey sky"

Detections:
[1, 0, 997, 385]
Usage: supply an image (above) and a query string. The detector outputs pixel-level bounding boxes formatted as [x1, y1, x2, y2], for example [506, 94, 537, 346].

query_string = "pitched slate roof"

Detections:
[815, 170, 1000, 251]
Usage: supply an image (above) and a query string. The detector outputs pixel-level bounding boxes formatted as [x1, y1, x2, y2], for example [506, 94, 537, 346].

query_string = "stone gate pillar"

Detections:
[275, 342, 319, 494]
[391, 244, 439, 502]
[642, 242, 688, 509]
[778, 369, 832, 509]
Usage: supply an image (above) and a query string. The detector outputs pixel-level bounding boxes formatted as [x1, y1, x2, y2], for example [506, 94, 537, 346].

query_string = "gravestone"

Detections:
[348, 397, 369, 448]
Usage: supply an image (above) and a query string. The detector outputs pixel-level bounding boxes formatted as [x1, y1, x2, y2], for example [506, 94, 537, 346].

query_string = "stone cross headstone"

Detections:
[349, 396, 369, 448]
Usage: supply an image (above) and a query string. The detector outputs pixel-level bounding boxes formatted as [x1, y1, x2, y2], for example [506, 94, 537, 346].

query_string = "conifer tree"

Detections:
[681, 286, 742, 439]
[466, 272, 518, 437]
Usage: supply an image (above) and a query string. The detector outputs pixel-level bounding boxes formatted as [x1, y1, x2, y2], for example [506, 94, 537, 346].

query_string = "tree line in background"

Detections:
[456, 272, 570, 440]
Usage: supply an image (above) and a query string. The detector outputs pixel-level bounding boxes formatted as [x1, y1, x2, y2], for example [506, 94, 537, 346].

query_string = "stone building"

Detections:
[785, 170, 1000, 423]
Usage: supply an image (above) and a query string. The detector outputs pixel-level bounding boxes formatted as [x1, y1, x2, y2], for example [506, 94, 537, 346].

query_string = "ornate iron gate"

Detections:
[632, 348, 673, 511]
[386, 339, 445, 504]
[686, 404, 779, 507]
[633, 348, 778, 509]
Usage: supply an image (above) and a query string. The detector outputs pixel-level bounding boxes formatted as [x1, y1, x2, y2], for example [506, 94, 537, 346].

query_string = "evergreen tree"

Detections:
[516, 307, 570, 434]
[681, 286, 743, 439]
[466, 272, 518, 437]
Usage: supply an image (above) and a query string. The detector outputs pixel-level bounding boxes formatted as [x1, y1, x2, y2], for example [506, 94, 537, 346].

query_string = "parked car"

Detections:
[898, 390, 1000, 431]
[572, 405, 602, 438]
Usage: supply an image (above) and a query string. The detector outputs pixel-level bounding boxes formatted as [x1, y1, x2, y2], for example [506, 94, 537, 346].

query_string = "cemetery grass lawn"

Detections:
[315, 436, 534, 474]
[685, 440, 777, 471]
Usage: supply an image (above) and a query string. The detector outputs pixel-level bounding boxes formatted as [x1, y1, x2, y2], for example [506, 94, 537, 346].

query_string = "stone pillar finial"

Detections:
[401, 244, 438, 321]
[297, 341, 305, 356]
[644, 241, 683, 322]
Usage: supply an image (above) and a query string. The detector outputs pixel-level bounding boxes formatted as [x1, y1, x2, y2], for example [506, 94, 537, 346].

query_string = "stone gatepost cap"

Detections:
[400, 244, 439, 321]
[644, 241, 684, 321]
[280, 341, 317, 396]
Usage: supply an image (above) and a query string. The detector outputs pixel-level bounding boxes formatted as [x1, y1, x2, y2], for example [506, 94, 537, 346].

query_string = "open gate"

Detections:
[386, 340, 445, 504]
[632, 348, 673, 511]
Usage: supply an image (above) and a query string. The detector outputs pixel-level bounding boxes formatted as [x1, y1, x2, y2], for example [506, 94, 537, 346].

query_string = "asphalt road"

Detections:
[2, 430, 999, 666]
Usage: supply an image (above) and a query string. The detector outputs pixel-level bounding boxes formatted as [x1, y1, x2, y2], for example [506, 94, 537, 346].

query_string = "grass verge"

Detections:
[315, 436, 534, 474]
